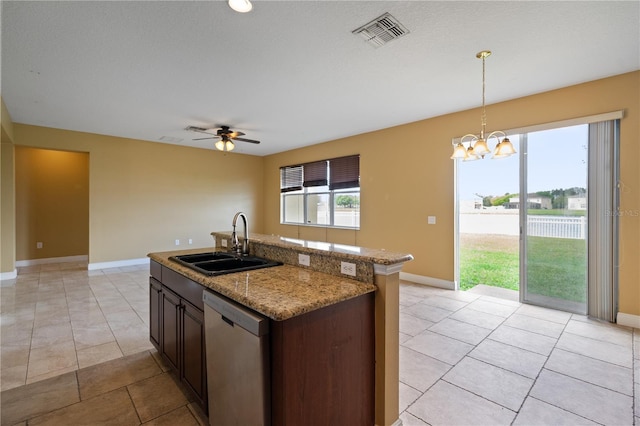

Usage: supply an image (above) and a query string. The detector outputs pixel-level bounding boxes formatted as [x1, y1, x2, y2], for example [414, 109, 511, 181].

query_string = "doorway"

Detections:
[457, 126, 588, 312]
[15, 146, 90, 263]
[456, 117, 618, 317]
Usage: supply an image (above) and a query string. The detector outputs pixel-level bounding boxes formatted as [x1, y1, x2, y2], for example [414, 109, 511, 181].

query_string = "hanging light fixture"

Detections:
[451, 50, 516, 160]
[215, 135, 235, 152]
[228, 0, 253, 13]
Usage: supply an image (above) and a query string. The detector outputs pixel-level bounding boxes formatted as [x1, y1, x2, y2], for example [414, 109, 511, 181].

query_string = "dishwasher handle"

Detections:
[203, 290, 269, 337]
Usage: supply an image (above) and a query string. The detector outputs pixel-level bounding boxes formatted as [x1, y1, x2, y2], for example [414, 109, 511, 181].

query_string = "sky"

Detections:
[457, 124, 589, 201]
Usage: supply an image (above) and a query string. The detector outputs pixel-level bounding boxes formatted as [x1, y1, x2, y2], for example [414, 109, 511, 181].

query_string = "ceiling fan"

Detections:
[185, 125, 260, 152]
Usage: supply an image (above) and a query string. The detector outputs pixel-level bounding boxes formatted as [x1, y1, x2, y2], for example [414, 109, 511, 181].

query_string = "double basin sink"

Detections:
[170, 251, 281, 276]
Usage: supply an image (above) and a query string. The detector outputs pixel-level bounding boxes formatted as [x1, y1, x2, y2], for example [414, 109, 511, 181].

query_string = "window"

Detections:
[280, 155, 360, 229]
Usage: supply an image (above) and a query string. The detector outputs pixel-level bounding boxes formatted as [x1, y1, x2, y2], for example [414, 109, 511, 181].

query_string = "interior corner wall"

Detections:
[15, 146, 90, 261]
[13, 125, 265, 265]
[263, 71, 640, 317]
[1, 129, 16, 274]
[1, 97, 17, 275]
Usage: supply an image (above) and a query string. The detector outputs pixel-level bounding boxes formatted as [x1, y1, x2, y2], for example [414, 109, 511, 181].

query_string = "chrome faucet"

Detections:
[231, 212, 249, 256]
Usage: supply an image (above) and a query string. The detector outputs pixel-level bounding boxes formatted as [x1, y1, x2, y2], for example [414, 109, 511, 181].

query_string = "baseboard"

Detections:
[88, 257, 150, 271]
[15, 255, 88, 267]
[0, 269, 17, 280]
[399, 272, 456, 290]
[616, 312, 640, 329]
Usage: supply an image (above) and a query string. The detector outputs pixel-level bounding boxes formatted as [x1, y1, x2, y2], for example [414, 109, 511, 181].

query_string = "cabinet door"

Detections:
[149, 278, 162, 350]
[161, 288, 181, 371]
[182, 300, 207, 406]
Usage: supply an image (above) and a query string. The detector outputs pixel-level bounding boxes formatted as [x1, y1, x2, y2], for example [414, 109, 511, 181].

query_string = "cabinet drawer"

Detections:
[161, 266, 205, 310]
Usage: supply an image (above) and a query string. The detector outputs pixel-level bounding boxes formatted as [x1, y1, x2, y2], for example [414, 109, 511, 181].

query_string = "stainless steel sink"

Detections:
[169, 252, 281, 276]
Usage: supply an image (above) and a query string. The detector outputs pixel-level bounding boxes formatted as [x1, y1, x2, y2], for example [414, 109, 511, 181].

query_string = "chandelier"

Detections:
[451, 51, 516, 161]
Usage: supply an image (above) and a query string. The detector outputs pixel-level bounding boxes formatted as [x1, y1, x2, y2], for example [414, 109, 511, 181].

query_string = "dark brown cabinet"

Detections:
[149, 277, 161, 349]
[149, 261, 207, 411]
[270, 292, 375, 425]
[149, 260, 375, 424]
[161, 288, 180, 371]
[180, 298, 206, 401]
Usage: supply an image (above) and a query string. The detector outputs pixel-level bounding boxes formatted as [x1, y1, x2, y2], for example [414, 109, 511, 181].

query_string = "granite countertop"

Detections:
[213, 232, 414, 265]
[148, 247, 377, 321]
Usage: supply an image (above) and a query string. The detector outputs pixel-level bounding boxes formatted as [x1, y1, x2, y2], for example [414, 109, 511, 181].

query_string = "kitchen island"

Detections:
[148, 232, 412, 426]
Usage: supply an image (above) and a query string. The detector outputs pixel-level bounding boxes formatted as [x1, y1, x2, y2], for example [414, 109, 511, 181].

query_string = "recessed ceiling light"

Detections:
[228, 0, 252, 13]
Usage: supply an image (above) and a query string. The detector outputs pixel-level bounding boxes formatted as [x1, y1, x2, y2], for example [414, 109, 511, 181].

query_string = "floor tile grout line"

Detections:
[508, 310, 569, 417]
[62, 271, 82, 376]
[519, 395, 608, 426]
[104, 270, 150, 328]
[125, 384, 144, 424]
[514, 315, 634, 425]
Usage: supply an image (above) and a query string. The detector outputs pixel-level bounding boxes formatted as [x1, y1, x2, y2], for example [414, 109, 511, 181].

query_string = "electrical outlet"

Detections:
[298, 253, 310, 266]
[188, 239, 193, 245]
[340, 261, 356, 277]
[36, 242, 43, 249]
[175, 239, 180, 246]
[221, 239, 228, 248]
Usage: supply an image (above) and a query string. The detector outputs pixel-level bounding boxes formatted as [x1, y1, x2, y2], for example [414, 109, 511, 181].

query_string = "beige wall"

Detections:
[3, 72, 638, 316]
[1, 98, 16, 274]
[15, 147, 90, 260]
[263, 71, 640, 317]
[13, 124, 265, 264]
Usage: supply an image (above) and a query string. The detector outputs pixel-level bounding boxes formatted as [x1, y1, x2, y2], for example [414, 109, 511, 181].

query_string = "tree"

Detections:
[335, 195, 359, 208]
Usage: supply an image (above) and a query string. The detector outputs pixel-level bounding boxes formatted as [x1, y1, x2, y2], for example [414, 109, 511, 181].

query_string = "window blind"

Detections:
[280, 165, 303, 193]
[329, 155, 360, 190]
[303, 161, 328, 187]
[587, 119, 619, 322]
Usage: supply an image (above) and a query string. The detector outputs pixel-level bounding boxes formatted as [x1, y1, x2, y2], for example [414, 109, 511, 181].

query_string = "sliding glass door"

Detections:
[520, 125, 589, 313]
[456, 114, 620, 318]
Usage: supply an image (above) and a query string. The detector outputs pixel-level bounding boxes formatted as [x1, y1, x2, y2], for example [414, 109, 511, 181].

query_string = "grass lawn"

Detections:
[460, 234, 587, 302]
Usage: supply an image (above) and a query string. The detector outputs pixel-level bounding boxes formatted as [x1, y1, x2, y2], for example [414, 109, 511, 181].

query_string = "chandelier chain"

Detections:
[481, 54, 487, 137]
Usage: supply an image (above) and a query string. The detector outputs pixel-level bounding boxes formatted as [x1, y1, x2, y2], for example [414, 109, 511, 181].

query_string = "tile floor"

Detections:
[0, 349, 208, 425]
[1, 262, 638, 425]
[399, 283, 639, 425]
[1, 262, 153, 391]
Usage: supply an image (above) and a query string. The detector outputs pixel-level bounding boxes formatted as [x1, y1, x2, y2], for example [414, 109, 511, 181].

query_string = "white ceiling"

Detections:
[2, 1, 639, 156]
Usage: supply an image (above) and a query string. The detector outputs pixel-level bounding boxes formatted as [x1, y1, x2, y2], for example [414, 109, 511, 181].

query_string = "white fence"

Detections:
[527, 215, 586, 239]
[460, 213, 586, 239]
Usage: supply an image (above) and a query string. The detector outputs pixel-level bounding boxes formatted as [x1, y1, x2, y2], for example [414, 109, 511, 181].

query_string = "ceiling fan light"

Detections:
[215, 140, 225, 151]
[228, 0, 252, 13]
[225, 141, 235, 151]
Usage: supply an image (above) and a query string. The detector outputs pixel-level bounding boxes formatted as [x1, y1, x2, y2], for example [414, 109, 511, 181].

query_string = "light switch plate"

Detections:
[428, 216, 436, 224]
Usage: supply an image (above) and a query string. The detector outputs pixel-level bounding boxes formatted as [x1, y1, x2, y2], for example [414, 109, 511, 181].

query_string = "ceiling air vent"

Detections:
[352, 13, 409, 48]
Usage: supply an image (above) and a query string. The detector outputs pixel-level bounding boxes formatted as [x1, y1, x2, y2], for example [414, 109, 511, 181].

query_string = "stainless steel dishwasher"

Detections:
[202, 290, 270, 426]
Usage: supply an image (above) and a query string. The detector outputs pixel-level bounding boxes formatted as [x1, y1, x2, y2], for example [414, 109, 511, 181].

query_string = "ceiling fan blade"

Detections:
[193, 136, 217, 141]
[233, 137, 261, 144]
[186, 125, 213, 134]
[228, 131, 245, 138]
